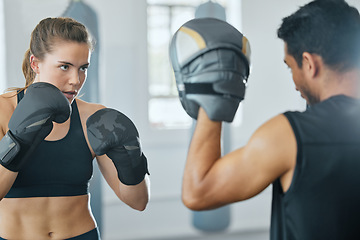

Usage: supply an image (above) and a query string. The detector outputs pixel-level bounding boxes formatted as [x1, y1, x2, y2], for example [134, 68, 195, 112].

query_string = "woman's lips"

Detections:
[62, 91, 77, 100]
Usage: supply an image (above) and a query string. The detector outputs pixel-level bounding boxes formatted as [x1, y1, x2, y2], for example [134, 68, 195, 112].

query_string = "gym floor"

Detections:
[147, 229, 269, 240]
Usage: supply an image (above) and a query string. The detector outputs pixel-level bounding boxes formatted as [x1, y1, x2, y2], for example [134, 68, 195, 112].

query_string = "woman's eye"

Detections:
[60, 65, 69, 71]
[80, 66, 88, 72]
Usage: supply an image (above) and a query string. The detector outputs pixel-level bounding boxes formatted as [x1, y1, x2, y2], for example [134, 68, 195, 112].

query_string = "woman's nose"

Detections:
[69, 71, 81, 85]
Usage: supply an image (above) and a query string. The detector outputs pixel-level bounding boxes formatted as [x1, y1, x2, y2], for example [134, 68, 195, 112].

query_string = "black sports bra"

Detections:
[5, 91, 94, 198]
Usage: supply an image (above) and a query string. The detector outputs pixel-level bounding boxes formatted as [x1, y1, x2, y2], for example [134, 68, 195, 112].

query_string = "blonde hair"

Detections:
[10, 17, 93, 93]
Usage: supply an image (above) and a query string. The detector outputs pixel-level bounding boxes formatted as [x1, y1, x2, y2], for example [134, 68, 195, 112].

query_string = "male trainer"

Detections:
[170, 0, 360, 239]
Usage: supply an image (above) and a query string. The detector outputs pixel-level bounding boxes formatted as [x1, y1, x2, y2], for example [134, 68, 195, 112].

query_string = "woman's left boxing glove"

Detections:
[86, 108, 149, 186]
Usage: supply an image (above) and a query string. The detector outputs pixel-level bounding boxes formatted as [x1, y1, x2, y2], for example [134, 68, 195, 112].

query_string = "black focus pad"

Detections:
[169, 18, 251, 122]
[86, 108, 149, 185]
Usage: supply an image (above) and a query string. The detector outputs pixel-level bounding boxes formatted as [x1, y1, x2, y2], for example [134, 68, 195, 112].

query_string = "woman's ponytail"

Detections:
[21, 49, 35, 87]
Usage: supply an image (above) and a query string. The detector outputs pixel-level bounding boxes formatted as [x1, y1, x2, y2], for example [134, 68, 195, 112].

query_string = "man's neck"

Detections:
[320, 68, 360, 101]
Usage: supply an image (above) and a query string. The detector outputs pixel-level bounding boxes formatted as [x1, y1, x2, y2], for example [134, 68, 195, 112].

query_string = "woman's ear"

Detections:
[30, 55, 40, 74]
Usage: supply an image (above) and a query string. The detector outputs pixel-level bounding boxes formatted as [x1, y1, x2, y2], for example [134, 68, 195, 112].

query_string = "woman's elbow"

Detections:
[132, 198, 148, 211]
[120, 192, 149, 211]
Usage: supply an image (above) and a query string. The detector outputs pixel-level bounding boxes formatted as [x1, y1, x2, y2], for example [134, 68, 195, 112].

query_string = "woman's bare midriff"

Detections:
[0, 194, 96, 239]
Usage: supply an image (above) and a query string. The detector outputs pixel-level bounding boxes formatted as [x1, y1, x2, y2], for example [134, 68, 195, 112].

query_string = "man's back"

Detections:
[271, 95, 360, 240]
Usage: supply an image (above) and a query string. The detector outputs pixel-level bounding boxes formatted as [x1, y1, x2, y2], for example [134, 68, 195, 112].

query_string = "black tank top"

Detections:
[271, 95, 360, 240]
[5, 91, 94, 198]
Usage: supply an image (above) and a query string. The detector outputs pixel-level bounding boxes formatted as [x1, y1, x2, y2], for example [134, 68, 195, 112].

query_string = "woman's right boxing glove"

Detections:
[0, 82, 71, 172]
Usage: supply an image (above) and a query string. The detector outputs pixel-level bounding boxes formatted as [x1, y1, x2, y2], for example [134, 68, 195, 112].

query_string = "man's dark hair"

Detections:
[277, 0, 360, 72]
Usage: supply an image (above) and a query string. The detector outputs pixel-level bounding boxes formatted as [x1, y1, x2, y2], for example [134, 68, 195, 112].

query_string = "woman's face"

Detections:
[32, 40, 91, 103]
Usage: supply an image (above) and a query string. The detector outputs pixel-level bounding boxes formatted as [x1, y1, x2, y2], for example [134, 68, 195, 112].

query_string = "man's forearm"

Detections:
[182, 108, 222, 209]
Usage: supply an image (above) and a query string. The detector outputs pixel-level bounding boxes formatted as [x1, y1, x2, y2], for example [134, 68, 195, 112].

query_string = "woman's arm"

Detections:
[0, 93, 19, 200]
[96, 155, 149, 211]
[80, 101, 150, 211]
[0, 166, 18, 200]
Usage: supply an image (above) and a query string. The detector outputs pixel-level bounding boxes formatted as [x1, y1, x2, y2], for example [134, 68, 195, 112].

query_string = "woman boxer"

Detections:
[0, 17, 149, 239]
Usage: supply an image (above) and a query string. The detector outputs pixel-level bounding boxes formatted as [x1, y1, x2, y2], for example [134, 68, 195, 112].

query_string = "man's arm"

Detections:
[182, 108, 297, 210]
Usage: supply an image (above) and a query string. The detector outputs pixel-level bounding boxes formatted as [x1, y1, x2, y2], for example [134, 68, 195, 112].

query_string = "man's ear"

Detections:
[302, 52, 321, 78]
[30, 55, 40, 74]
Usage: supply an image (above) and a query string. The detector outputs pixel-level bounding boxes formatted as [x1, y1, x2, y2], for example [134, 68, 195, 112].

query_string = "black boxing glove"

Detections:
[86, 108, 149, 186]
[0, 82, 71, 172]
[169, 18, 251, 122]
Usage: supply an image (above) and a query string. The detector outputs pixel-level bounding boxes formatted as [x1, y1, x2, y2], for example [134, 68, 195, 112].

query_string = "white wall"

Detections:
[0, 0, 5, 93]
[2, 0, 360, 240]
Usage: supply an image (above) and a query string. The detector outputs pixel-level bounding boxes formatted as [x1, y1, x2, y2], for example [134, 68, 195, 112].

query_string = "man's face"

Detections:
[283, 44, 320, 105]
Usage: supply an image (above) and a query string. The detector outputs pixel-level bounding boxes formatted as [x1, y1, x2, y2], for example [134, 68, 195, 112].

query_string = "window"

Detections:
[147, 0, 234, 129]
[147, 1, 198, 129]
